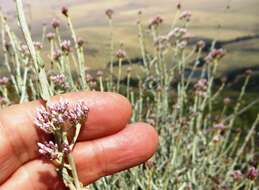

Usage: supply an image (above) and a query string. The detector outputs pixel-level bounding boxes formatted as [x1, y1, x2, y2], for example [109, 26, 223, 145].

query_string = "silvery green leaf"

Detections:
[39, 68, 51, 101]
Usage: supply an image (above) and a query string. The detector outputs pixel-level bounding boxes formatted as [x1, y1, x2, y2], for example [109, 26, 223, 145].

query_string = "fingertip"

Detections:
[107, 92, 132, 117]
[78, 92, 132, 140]
[127, 122, 159, 159]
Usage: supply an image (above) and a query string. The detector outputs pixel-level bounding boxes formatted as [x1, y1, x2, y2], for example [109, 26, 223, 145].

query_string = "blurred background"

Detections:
[0, 0, 259, 91]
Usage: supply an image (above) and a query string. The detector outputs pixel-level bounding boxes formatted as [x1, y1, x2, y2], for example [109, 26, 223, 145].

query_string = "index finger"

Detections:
[0, 91, 132, 184]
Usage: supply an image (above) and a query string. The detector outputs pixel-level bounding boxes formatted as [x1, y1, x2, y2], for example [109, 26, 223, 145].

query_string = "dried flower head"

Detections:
[206, 49, 225, 62]
[97, 70, 104, 77]
[105, 9, 114, 19]
[154, 36, 168, 51]
[148, 16, 163, 29]
[177, 40, 188, 49]
[230, 170, 242, 181]
[245, 69, 253, 76]
[61, 40, 72, 53]
[47, 32, 55, 41]
[50, 74, 69, 89]
[194, 79, 208, 97]
[51, 18, 60, 29]
[86, 74, 94, 82]
[176, 0, 181, 9]
[213, 123, 225, 130]
[167, 27, 187, 45]
[34, 41, 43, 50]
[246, 166, 258, 180]
[126, 66, 132, 73]
[179, 10, 192, 22]
[196, 40, 206, 49]
[20, 44, 30, 55]
[61, 6, 69, 17]
[53, 49, 62, 61]
[77, 38, 84, 48]
[0, 76, 9, 86]
[195, 79, 208, 91]
[115, 49, 126, 59]
[224, 97, 231, 105]
[212, 135, 222, 143]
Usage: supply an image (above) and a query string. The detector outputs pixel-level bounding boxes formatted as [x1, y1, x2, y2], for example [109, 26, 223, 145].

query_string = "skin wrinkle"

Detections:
[0, 118, 21, 184]
[22, 104, 41, 160]
[0, 107, 37, 185]
[92, 140, 109, 177]
[17, 164, 35, 190]
[75, 140, 107, 182]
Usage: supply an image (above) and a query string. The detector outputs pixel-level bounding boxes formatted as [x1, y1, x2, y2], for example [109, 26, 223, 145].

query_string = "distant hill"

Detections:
[0, 0, 258, 71]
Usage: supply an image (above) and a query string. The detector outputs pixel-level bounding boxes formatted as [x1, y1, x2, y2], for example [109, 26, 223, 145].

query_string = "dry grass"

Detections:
[1, 0, 259, 71]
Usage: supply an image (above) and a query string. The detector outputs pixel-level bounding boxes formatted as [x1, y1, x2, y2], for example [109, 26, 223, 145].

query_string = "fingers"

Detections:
[75, 123, 158, 184]
[0, 162, 66, 190]
[0, 92, 131, 184]
[0, 123, 158, 190]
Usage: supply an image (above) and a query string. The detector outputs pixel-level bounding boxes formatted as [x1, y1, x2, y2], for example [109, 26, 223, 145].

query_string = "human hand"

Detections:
[0, 92, 158, 190]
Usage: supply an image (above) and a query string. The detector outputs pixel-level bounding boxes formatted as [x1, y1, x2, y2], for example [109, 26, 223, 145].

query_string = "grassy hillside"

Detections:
[1, 0, 259, 71]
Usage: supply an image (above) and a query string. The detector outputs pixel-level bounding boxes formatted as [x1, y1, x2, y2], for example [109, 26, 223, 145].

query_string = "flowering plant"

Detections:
[35, 99, 89, 190]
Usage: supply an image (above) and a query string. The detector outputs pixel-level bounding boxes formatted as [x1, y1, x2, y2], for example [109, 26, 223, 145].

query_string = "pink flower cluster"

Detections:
[247, 166, 258, 180]
[0, 76, 9, 86]
[167, 27, 189, 46]
[194, 79, 208, 97]
[148, 16, 163, 29]
[50, 74, 69, 89]
[37, 141, 59, 160]
[213, 123, 225, 130]
[206, 49, 225, 62]
[115, 49, 127, 59]
[61, 40, 72, 53]
[47, 32, 55, 41]
[105, 9, 114, 19]
[35, 99, 89, 134]
[51, 18, 60, 29]
[231, 166, 258, 181]
[179, 11, 192, 22]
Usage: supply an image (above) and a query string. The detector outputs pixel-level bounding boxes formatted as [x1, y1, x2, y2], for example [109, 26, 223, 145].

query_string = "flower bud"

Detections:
[148, 16, 163, 29]
[105, 9, 114, 19]
[47, 32, 55, 41]
[0, 77, 9, 86]
[230, 170, 242, 181]
[51, 18, 60, 29]
[246, 166, 258, 180]
[224, 97, 231, 105]
[61, 6, 69, 17]
[77, 38, 84, 48]
[196, 40, 206, 49]
[97, 70, 104, 77]
[245, 69, 253, 76]
[60, 40, 71, 53]
[115, 49, 126, 59]
[126, 67, 132, 73]
[179, 10, 192, 22]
